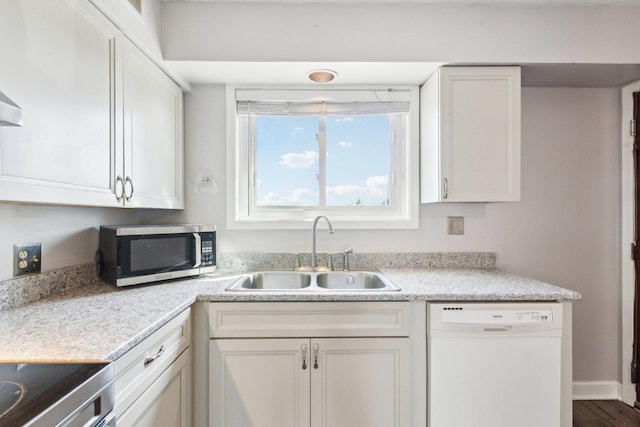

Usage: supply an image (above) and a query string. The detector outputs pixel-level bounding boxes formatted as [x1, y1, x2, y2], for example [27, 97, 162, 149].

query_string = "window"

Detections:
[227, 87, 419, 229]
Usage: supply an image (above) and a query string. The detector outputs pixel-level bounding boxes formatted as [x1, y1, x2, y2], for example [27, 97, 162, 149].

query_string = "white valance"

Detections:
[236, 88, 413, 116]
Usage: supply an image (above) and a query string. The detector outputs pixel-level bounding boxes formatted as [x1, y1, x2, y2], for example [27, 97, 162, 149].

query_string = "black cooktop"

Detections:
[0, 363, 109, 426]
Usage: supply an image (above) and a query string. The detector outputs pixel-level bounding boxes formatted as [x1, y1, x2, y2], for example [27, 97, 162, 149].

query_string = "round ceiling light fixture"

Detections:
[308, 69, 338, 83]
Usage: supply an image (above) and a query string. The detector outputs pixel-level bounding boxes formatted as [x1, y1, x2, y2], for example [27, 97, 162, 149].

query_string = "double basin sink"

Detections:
[226, 270, 400, 292]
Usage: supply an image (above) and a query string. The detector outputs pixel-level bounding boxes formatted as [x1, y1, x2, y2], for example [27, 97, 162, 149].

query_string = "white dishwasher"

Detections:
[428, 303, 562, 427]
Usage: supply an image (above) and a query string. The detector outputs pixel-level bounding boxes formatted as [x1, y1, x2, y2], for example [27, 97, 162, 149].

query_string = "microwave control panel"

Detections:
[200, 232, 216, 267]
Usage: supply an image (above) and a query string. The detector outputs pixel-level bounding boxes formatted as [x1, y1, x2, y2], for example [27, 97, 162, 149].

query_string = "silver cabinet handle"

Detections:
[144, 345, 165, 366]
[124, 176, 134, 202]
[115, 176, 125, 202]
[443, 178, 448, 199]
[313, 343, 319, 369]
[301, 343, 308, 370]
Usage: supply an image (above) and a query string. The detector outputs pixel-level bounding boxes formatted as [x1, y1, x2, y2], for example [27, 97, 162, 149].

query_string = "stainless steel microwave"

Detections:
[97, 224, 216, 287]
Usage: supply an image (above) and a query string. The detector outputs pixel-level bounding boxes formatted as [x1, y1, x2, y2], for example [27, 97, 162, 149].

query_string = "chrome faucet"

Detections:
[311, 215, 334, 270]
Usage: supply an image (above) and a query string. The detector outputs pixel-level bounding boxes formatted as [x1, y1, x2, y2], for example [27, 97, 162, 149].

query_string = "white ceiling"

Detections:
[167, 62, 444, 86]
[167, 61, 640, 87]
[162, 0, 640, 87]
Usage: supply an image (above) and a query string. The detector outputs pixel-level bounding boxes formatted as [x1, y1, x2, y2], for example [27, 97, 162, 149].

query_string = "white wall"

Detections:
[141, 84, 621, 384]
[0, 205, 137, 282]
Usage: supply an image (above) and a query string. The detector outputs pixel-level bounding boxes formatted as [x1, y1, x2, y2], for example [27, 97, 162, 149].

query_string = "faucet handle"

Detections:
[343, 248, 353, 271]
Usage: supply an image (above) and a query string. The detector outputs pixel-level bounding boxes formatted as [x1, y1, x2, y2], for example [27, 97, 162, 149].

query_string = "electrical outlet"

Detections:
[13, 243, 41, 277]
[447, 217, 464, 235]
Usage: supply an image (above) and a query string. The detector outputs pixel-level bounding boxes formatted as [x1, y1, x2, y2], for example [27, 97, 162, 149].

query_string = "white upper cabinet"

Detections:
[0, 0, 183, 209]
[121, 38, 184, 209]
[420, 66, 521, 203]
[0, 0, 121, 206]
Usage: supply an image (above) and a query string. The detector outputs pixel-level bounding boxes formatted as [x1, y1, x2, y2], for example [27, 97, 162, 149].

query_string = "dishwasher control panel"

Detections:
[441, 307, 553, 324]
[429, 303, 563, 338]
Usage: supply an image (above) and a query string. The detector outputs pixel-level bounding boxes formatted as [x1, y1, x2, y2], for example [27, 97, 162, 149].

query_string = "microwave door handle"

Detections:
[192, 233, 202, 268]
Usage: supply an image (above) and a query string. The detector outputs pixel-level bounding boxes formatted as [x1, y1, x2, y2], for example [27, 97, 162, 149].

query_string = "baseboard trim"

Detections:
[573, 381, 622, 400]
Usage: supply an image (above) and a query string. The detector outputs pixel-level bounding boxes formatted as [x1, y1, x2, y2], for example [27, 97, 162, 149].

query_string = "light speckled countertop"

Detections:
[0, 268, 581, 362]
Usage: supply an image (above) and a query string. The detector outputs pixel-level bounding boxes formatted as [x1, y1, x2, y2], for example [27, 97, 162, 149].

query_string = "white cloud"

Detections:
[366, 175, 389, 198]
[278, 151, 318, 169]
[259, 188, 316, 206]
[258, 177, 389, 207]
[338, 141, 353, 149]
[291, 126, 305, 136]
[326, 184, 366, 200]
[334, 117, 355, 123]
[326, 175, 389, 204]
[261, 192, 280, 203]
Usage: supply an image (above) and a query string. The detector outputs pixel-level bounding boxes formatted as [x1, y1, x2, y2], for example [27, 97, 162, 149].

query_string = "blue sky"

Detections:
[255, 114, 390, 207]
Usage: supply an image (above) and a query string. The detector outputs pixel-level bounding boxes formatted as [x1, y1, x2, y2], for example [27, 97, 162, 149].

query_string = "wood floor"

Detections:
[574, 400, 640, 426]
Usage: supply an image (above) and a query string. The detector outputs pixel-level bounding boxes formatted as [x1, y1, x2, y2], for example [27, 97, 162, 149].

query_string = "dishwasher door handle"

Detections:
[483, 326, 512, 332]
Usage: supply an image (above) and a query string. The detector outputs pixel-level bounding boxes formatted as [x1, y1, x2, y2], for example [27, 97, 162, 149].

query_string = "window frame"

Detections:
[226, 85, 420, 230]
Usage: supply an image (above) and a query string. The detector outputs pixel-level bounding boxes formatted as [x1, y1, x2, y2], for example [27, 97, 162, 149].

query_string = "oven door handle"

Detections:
[95, 412, 116, 427]
[58, 382, 114, 427]
[192, 233, 202, 268]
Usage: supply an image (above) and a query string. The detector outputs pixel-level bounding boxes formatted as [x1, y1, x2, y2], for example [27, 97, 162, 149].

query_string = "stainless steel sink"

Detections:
[316, 271, 397, 290]
[226, 270, 400, 291]
[228, 271, 312, 290]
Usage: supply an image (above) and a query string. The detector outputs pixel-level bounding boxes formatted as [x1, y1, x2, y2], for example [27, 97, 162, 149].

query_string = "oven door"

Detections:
[116, 232, 201, 286]
[3, 363, 115, 427]
[56, 382, 114, 427]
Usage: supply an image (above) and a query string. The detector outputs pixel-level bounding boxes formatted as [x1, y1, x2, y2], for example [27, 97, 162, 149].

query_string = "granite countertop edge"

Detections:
[0, 267, 581, 362]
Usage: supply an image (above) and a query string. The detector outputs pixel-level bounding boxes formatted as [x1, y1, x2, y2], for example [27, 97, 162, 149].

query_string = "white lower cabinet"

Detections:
[114, 308, 191, 427]
[117, 348, 191, 427]
[210, 339, 309, 427]
[206, 302, 418, 427]
[312, 338, 410, 427]
[210, 337, 410, 427]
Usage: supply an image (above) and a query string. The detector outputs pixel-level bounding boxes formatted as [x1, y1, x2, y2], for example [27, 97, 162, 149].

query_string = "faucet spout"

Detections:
[311, 215, 334, 270]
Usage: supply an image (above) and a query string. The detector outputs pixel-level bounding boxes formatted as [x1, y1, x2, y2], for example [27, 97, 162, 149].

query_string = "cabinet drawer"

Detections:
[117, 348, 191, 427]
[209, 302, 411, 338]
[114, 308, 191, 418]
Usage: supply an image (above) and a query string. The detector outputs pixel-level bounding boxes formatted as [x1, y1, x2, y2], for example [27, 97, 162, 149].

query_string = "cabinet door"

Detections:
[440, 67, 521, 202]
[122, 38, 184, 209]
[210, 339, 310, 427]
[310, 338, 411, 427]
[117, 348, 191, 427]
[0, 0, 122, 206]
[420, 66, 521, 203]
